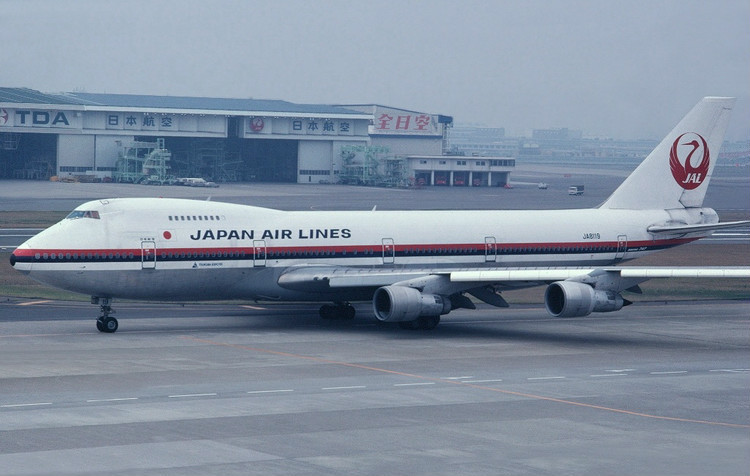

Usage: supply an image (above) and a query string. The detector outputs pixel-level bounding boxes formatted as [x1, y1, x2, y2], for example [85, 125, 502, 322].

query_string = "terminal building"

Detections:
[0, 87, 514, 186]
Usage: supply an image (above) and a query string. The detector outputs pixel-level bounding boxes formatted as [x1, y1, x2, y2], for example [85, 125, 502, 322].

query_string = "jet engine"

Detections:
[544, 281, 627, 318]
[373, 286, 452, 322]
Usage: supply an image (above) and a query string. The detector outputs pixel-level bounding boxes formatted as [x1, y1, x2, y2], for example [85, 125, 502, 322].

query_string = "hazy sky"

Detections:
[2, 0, 748, 140]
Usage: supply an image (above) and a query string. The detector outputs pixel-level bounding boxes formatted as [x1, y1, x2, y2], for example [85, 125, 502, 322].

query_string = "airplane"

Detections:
[9, 97, 750, 333]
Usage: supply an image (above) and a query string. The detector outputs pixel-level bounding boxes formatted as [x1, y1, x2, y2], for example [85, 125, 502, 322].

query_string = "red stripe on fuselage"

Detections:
[13, 237, 698, 259]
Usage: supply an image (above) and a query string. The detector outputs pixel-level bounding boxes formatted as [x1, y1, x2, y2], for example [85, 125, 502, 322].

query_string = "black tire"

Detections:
[319, 305, 334, 319]
[102, 317, 118, 333]
[419, 316, 440, 330]
[344, 305, 356, 320]
[398, 320, 421, 330]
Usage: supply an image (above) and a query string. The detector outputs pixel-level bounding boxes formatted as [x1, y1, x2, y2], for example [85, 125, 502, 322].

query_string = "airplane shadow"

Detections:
[118, 304, 710, 350]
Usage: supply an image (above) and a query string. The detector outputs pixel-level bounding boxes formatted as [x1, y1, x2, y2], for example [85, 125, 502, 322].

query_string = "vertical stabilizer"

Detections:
[601, 97, 735, 210]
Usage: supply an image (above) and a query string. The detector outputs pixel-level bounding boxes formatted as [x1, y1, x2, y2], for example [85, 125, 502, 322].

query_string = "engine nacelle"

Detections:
[545, 281, 625, 318]
[373, 286, 452, 322]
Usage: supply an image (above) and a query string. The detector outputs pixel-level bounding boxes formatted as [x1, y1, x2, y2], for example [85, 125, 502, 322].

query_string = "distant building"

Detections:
[0, 88, 517, 187]
[0, 87, 371, 183]
[408, 155, 514, 187]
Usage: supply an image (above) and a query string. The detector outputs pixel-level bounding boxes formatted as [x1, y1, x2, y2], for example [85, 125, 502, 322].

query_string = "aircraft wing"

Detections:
[278, 265, 750, 294]
[450, 266, 750, 282]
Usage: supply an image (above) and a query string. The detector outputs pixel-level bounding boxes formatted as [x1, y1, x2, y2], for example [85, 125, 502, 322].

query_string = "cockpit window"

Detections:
[66, 210, 100, 220]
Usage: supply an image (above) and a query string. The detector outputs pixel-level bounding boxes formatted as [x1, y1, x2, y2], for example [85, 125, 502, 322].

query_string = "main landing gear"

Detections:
[319, 302, 356, 320]
[398, 315, 441, 330]
[92, 297, 118, 333]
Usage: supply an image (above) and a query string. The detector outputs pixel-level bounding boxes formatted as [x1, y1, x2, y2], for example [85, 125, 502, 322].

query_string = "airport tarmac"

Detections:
[0, 299, 748, 475]
[0, 164, 748, 475]
[0, 161, 747, 213]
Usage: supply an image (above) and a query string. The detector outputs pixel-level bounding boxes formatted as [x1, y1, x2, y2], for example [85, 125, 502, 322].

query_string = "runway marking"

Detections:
[86, 397, 139, 403]
[590, 374, 628, 378]
[709, 368, 750, 373]
[463, 379, 503, 383]
[183, 336, 750, 429]
[322, 385, 366, 390]
[394, 382, 435, 387]
[17, 300, 52, 306]
[240, 305, 266, 310]
[650, 371, 688, 375]
[168, 393, 217, 398]
[527, 376, 566, 381]
[1, 402, 53, 408]
[442, 376, 474, 380]
[247, 389, 294, 394]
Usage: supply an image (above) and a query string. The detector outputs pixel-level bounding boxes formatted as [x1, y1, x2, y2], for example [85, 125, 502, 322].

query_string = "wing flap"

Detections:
[617, 267, 750, 278]
[450, 266, 750, 282]
[450, 268, 596, 282]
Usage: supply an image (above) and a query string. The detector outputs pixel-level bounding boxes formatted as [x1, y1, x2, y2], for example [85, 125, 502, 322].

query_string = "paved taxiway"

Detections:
[0, 163, 747, 474]
[0, 299, 748, 475]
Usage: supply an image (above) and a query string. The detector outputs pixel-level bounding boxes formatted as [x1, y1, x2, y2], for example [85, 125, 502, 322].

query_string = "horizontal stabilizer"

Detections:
[647, 220, 750, 235]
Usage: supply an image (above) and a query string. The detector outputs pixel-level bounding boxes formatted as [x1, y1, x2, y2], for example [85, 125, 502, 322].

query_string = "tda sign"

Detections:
[0, 109, 78, 129]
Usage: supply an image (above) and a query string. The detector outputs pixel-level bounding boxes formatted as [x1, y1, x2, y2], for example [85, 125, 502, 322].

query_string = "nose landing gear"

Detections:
[92, 297, 118, 333]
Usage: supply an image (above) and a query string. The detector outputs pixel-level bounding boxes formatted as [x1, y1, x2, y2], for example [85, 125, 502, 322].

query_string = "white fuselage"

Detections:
[11, 197, 701, 302]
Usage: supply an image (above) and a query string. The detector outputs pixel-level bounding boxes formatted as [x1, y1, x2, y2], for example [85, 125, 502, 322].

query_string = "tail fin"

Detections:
[601, 97, 735, 210]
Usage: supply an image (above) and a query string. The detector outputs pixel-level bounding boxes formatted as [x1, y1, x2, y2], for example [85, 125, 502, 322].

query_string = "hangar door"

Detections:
[0, 133, 57, 179]
[297, 141, 333, 184]
[238, 139, 297, 182]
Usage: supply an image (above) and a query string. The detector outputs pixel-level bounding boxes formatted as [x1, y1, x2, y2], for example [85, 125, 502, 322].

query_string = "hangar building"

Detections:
[0, 87, 512, 186]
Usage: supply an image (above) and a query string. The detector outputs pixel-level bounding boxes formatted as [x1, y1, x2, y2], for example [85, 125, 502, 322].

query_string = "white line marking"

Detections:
[394, 382, 436, 387]
[322, 386, 366, 390]
[709, 369, 750, 373]
[649, 371, 687, 375]
[463, 379, 504, 383]
[442, 376, 474, 380]
[590, 374, 628, 378]
[240, 305, 266, 310]
[168, 393, 217, 398]
[86, 397, 139, 403]
[527, 376, 566, 381]
[606, 369, 636, 373]
[17, 300, 52, 306]
[1, 402, 53, 408]
[246, 389, 294, 394]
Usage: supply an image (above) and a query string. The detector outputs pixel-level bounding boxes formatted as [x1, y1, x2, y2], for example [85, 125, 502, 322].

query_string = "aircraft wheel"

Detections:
[96, 318, 104, 332]
[344, 305, 356, 320]
[101, 316, 118, 333]
[398, 320, 421, 330]
[419, 316, 440, 330]
[319, 305, 335, 319]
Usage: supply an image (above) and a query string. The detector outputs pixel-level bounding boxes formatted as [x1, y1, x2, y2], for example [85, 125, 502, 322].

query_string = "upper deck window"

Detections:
[66, 210, 101, 220]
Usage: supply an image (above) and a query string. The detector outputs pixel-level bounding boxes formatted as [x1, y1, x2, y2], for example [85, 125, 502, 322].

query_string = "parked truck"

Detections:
[568, 185, 584, 195]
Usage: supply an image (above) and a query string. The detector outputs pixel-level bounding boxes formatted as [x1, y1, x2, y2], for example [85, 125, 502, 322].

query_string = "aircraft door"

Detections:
[485, 236, 497, 262]
[253, 240, 267, 267]
[615, 235, 627, 260]
[141, 240, 156, 269]
[382, 238, 395, 265]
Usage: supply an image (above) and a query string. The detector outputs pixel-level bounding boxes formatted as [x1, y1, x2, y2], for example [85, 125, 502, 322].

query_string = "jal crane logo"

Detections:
[669, 132, 709, 190]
